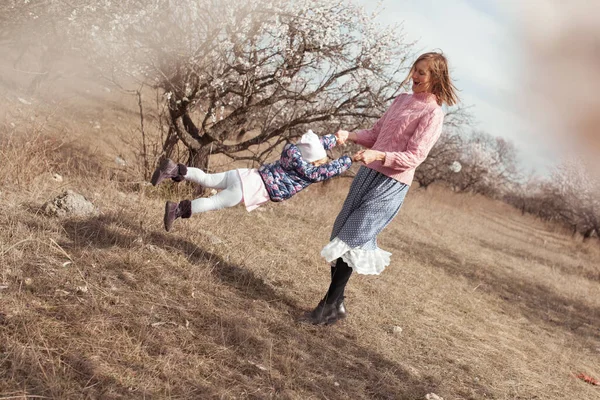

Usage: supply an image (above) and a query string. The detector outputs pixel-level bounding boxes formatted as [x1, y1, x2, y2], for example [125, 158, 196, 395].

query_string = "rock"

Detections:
[52, 173, 63, 183]
[76, 286, 88, 294]
[115, 156, 127, 167]
[42, 190, 98, 218]
[392, 326, 403, 335]
[17, 97, 31, 105]
[425, 393, 444, 400]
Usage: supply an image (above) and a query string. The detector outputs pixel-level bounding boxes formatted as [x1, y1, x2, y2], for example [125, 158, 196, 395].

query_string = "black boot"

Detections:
[326, 258, 352, 317]
[151, 158, 188, 186]
[163, 200, 192, 232]
[330, 262, 349, 319]
[308, 299, 339, 325]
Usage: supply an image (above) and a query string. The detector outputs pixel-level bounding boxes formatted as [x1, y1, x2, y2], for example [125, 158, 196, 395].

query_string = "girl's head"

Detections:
[403, 51, 459, 106]
[297, 130, 327, 162]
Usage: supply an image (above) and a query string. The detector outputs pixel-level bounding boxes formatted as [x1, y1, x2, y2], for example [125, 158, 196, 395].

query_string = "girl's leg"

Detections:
[190, 170, 243, 214]
[163, 170, 243, 231]
[184, 168, 231, 189]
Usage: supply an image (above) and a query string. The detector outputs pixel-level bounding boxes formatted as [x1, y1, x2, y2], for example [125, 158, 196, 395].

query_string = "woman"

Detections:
[309, 51, 459, 325]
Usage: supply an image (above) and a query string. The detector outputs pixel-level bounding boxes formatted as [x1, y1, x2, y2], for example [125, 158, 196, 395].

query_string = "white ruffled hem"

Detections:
[321, 237, 391, 275]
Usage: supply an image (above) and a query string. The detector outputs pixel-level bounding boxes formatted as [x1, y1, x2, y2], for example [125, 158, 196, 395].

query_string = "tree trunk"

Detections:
[162, 126, 180, 160]
[187, 145, 211, 172]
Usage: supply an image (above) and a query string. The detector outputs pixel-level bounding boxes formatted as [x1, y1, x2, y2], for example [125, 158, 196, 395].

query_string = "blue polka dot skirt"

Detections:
[321, 166, 409, 275]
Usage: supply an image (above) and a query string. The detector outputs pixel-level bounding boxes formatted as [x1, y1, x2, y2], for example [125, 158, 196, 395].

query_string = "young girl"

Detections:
[151, 130, 352, 231]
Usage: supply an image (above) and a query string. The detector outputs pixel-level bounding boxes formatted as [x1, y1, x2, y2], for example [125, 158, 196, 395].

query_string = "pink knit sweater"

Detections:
[354, 92, 444, 185]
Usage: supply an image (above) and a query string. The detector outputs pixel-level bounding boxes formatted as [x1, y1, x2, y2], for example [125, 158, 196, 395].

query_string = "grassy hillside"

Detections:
[1, 50, 599, 400]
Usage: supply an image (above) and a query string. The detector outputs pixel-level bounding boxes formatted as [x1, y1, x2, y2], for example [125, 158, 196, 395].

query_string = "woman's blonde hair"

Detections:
[402, 51, 459, 106]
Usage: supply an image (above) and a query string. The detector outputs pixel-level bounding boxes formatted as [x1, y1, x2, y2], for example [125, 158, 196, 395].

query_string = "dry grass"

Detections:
[1, 50, 600, 400]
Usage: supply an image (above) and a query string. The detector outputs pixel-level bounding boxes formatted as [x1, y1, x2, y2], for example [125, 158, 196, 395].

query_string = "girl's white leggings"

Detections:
[184, 168, 243, 214]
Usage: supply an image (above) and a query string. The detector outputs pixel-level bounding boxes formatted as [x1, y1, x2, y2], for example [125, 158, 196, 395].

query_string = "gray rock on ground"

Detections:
[42, 190, 98, 218]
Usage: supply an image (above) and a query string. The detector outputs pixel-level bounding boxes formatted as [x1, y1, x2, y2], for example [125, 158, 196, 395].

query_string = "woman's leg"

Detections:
[325, 258, 353, 305]
[308, 259, 352, 325]
[310, 168, 409, 323]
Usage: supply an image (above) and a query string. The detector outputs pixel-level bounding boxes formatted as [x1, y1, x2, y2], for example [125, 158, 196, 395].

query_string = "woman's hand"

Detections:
[335, 130, 350, 145]
[353, 149, 386, 164]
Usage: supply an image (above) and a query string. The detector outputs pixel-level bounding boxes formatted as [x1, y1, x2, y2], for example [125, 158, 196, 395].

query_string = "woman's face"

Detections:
[411, 60, 432, 94]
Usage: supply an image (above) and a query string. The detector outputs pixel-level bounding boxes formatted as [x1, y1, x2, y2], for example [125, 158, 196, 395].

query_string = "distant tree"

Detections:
[551, 158, 600, 240]
[503, 173, 547, 216]
[450, 131, 520, 196]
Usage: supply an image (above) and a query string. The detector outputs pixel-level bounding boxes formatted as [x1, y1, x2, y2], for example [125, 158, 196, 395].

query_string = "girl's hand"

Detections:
[335, 130, 350, 145]
[353, 149, 386, 164]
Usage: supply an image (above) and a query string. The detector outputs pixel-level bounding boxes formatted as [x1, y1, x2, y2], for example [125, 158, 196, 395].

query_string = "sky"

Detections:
[356, 0, 558, 175]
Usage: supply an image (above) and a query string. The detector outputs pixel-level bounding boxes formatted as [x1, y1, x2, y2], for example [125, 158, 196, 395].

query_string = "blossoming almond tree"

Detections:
[551, 158, 600, 239]
[4, 0, 413, 171]
[450, 131, 520, 196]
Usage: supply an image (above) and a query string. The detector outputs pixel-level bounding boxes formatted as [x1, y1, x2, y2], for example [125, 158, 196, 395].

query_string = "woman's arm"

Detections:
[353, 149, 386, 164]
[335, 122, 381, 149]
[343, 95, 405, 148]
[335, 130, 359, 145]
[379, 108, 444, 172]
[350, 117, 384, 149]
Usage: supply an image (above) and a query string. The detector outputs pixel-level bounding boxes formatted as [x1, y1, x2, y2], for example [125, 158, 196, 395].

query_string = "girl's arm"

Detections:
[319, 134, 338, 150]
[295, 155, 352, 183]
[380, 108, 444, 172]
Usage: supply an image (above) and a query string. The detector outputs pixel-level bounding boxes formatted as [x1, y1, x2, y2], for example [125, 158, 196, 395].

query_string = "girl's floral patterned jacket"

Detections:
[258, 134, 352, 202]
